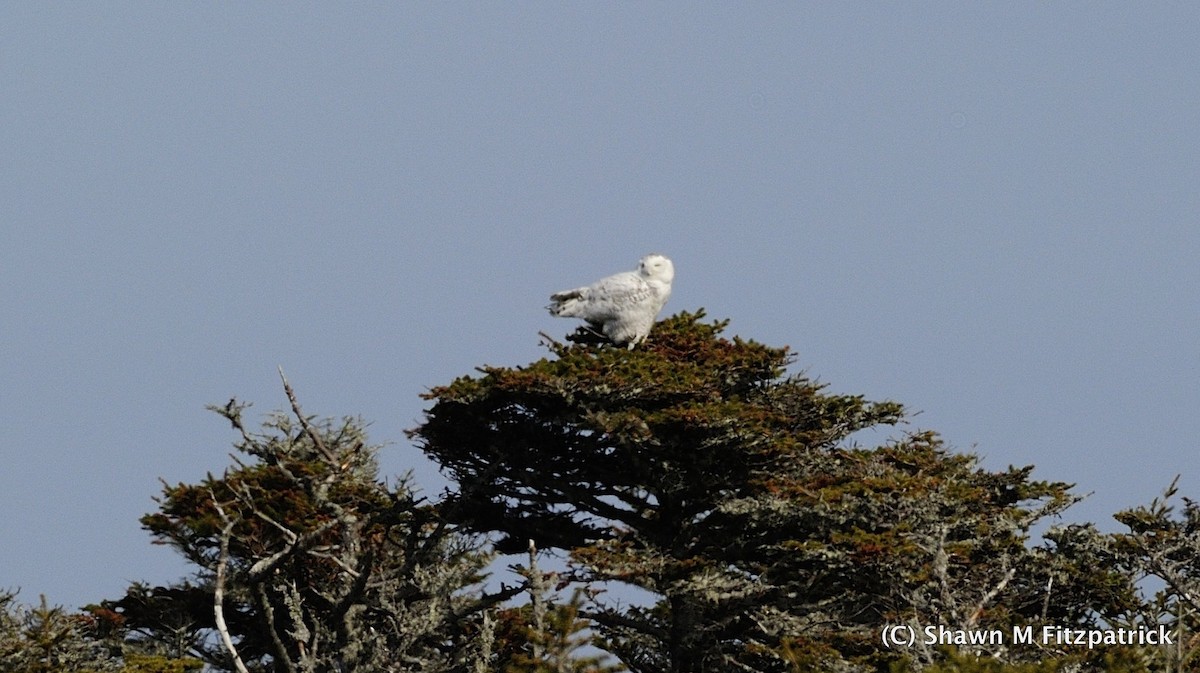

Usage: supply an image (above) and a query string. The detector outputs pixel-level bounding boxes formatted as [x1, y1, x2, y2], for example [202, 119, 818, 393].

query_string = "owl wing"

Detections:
[571, 271, 651, 322]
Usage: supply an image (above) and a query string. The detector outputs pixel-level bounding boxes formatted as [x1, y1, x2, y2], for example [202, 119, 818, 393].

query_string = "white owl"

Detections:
[548, 254, 675, 348]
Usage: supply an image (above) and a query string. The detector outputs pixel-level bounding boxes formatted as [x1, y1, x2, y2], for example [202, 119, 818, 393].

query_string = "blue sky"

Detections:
[2, 4, 1198, 610]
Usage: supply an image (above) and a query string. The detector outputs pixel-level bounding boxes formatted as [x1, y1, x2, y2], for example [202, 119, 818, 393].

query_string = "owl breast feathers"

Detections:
[548, 254, 674, 348]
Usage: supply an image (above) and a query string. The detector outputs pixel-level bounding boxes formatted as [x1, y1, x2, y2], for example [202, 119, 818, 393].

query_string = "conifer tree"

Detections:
[493, 541, 623, 673]
[0, 591, 119, 673]
[0, 589, 204, 673]
[107, 376, 510, 672]
[411, 312, 1136, 672]
[1107, 478, 1200, 671]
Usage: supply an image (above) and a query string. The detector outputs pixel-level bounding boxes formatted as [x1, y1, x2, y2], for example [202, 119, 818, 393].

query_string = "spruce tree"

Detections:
[107, 377, 509, 672]
[0, 592, 120, 673]
[1106, 478, 1200, 671]
[411, 312, 1135, 672]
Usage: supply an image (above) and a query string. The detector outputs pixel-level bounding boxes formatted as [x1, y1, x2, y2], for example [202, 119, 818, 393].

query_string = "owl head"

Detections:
[638, 254, 674, 283]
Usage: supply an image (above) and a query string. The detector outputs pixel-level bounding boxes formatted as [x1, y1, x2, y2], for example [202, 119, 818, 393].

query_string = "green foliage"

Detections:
[494, 589, 623, 673]
[411, 312, 1139, 672]
[0, 591, 202, 673]
[889, 649, 1077, 673]
[0, 591, 119, 673]
[118, 653, 204, 673]
[493, 543, 624, 673]
[1106, 477, 1200, 671]
[14, 311, 1196, 672]
[885, 645, 1154, 673]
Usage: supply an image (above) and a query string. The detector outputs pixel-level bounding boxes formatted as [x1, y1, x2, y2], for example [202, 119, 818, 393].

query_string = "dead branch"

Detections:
[210, 494, 251, 673]
[278, 367, 338, 464]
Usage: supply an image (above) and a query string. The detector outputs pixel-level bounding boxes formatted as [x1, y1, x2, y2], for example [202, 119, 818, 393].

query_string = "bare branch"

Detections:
[965, 562, 1016, 630]
[247, 518, 341, 581]
[254, 582, 297, 673]
[252, 508, 300, 545]
[210, 494, 251, 673]
[278, 366, 338, 464]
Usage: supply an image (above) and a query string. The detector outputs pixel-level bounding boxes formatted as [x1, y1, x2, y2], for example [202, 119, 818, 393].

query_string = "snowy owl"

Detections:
[548, 254, 675, 348]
